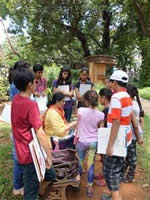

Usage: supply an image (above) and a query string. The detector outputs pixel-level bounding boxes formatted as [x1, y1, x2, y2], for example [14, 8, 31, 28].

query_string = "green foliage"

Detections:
[71, 69, 80, 84]
[137, 116, 150, 184]
[0, 64, 9, 102]
[139, 87, 150, 100]
[139, 39, 150, 87]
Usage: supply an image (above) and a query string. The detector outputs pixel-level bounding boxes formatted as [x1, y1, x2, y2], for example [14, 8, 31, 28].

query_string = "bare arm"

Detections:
[131, 112, 143, 145]
[75, 88, 82, 101]
[106, 119, 120, 156]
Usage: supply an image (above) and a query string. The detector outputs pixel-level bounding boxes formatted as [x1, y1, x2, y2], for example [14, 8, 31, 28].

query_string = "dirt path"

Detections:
[67, 159, 150, 200]
[141, 98, 150, 116]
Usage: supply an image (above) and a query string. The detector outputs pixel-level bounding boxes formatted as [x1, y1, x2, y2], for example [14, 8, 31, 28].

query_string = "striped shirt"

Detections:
[107, 88, 132, 145]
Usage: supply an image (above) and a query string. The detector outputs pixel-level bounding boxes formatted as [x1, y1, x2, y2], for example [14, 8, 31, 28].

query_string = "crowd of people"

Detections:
[9, 60, 144, 200]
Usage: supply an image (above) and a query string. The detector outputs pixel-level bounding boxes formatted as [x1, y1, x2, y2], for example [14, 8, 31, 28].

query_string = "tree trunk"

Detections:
[102, 0, 112, 54]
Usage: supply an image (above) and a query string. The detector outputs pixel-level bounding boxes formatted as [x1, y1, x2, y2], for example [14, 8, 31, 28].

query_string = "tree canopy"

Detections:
[0, 0, 150, 85]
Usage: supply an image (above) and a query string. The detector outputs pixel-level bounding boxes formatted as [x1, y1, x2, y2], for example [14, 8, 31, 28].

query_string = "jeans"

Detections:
[76, 142, 97, 185]
[22, 163, 39, 200]
[64, 107, 72, 122]
[12, 136, 23, 190]
[22, 163, 56, 200]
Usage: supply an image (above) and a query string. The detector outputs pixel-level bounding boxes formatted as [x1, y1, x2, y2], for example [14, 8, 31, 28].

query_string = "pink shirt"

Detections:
[77, 107, 104, 143]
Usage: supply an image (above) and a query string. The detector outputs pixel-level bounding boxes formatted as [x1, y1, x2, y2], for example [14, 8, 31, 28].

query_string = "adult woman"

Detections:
[43, 92, 77, 149]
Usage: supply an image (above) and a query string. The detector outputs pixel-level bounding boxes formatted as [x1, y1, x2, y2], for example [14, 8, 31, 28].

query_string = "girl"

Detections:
[53, 67, 74, 122]
[76, 90, 104, 197]
[124, 84, 144, 183]
[75, 67, 94, 108]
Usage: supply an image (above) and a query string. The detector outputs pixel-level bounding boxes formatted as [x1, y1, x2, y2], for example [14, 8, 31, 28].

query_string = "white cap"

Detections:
[110, 70, 129, 83]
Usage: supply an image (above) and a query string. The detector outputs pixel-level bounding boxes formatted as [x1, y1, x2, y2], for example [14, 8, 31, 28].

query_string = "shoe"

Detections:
[123, 177, 134, 183]
[13, 187, 24, 196]
[101, 193, 112, 200]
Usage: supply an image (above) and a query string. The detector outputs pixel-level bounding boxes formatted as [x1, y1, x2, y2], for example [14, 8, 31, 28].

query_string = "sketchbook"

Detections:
[97, 127, 127, 157]
[79, 84, 91, 96]
[29, 129, 47, 182]
[0, 104, 11, 124]
[58, 85, 70, 101]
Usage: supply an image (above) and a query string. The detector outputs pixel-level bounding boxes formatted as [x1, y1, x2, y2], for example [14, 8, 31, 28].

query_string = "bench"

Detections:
[40, 176, 80, 200]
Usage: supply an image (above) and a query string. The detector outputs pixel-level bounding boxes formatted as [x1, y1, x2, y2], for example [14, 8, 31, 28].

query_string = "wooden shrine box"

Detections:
[87, 55, 117, 83]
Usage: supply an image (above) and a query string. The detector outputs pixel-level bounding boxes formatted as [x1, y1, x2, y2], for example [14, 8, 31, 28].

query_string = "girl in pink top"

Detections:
[76, 90, 104, 197]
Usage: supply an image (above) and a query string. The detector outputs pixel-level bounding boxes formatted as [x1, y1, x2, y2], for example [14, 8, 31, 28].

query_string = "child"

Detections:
[93, 88, 112, 187]
[9, 60, 29, 196]
[52, 67, 74, 122]
[99, 88, 112, 127]
[76, 90, 104, 197]
[101, 70, 132, 200]
[123, 84, 144, 183]
[11, 68, 55, 200]
[33, 64, 47, 97]
[75, 67, 94, 108]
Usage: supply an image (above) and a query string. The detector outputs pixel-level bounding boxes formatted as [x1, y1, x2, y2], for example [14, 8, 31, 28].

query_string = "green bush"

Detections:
[139, 87, 150, 100]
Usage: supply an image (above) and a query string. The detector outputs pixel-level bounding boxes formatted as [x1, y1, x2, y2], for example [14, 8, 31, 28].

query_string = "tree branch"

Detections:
[0, 17, 21, 58]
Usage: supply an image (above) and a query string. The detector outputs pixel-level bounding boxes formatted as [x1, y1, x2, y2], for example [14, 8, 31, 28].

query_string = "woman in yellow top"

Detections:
[43, 92, 77, 149]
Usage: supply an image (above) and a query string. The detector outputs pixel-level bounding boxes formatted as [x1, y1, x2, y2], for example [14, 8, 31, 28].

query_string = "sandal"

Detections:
[95, 178, 107, 187]
[87, 186, 93, 198]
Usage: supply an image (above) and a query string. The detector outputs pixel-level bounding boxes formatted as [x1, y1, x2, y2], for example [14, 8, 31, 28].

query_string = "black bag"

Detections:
[52, 149, 79, 182]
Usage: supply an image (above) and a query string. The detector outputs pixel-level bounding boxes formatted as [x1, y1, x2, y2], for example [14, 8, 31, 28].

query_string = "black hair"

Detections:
[13, 68, 35, 92]
[33, 64, 44, 73]
[83, 90, 98, 108]
[80, 67, 89, 74]
[109, 79, 127, 88]
[8, 60, 30, 84]
[47, 92, 65, 107]
[14, 60, 30, 70]
[8, 67, 14, 84]
[57, 67, 72, 86]
[99, 88, 112, 102]
[127, 84, 144, 117]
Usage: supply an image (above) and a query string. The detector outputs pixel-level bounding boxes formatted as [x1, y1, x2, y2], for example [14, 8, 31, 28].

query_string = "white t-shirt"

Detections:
[132, 100, 143, 140]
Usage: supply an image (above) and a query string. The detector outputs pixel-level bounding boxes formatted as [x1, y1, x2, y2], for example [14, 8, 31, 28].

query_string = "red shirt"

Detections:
[11, 94, 42, 164]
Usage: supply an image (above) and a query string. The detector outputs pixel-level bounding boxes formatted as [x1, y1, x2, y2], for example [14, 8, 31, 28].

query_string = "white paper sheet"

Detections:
[35, 96, 47, 113]
[97, 127, 127, 157]
[58, 85, 70, 101]
[0, 104, 11, 124]
[79, 84, 91, 96]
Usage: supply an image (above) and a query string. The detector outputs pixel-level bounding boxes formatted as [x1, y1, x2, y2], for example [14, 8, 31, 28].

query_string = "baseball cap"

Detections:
[110, 70, 129, 83]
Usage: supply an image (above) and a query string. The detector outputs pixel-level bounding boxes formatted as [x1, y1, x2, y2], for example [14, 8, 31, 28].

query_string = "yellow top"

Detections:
[44, 109, 67, 138]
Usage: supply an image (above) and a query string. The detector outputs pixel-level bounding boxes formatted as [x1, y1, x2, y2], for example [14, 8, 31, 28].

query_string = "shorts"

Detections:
[103, 155, 125, 191]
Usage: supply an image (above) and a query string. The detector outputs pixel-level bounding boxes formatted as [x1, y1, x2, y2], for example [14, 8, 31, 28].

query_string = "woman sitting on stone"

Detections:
[43, 92, 77, 150]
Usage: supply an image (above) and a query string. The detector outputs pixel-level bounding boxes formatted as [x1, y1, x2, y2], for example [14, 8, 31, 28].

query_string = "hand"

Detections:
[138, 136, 144, 145]
[34, 92, 41, 97]
[71, 121, 77, 128]
[106, 145, 113, 157]
[46, 157, 52, 169]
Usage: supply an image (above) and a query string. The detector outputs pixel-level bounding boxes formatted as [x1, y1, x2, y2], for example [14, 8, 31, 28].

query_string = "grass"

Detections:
[137, 115, 150, 184]
[0, 122, 22, 200]
[139, 87, 150, 100]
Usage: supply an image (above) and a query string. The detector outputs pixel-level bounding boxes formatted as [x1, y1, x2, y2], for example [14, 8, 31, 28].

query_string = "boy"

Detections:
[101, 70, 132, 200]
[11, 68, 53, 200]
[33, 64, 47, 97]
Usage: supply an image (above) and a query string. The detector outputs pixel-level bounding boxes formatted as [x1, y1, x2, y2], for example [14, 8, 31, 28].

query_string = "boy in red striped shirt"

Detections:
[101, 70, 132, 200]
